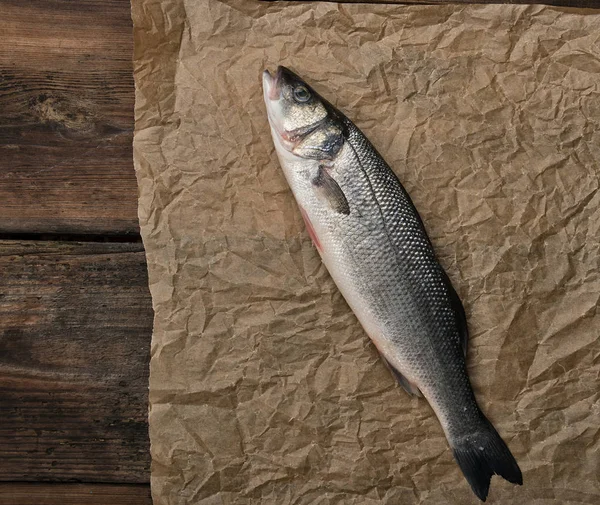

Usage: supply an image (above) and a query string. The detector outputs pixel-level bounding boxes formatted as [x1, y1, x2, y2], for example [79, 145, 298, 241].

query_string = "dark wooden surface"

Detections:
[0, 0, 152, 502]
[0, 484, 152, 505]
[0, 0, 139, 236]
[0, 241, 152, 484]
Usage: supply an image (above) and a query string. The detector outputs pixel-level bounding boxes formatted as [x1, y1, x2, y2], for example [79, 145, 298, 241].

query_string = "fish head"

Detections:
[263, 66, 344, 160]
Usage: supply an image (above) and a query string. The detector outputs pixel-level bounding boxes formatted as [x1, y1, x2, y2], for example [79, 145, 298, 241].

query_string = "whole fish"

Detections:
[262, 66, 522, 501]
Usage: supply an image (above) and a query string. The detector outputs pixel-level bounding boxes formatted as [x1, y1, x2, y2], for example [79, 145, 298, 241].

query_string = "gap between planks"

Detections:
[0, 233, 143, 243]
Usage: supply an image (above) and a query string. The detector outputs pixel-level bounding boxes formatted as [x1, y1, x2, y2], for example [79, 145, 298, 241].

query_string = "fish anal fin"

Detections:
[380, 355, 422, 397]
[312, 165, 350, 215]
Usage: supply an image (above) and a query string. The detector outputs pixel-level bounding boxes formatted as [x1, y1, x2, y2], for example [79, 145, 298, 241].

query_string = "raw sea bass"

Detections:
[262, 66, 522, 501]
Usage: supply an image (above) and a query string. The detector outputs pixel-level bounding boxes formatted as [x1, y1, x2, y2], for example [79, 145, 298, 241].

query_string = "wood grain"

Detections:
[0, 483, 152, 505]
[0, 0, 138, 235]
[0, 241, 152, 483]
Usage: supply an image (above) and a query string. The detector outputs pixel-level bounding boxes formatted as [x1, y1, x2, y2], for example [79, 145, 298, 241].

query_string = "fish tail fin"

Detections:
[451, 418, 522, 502]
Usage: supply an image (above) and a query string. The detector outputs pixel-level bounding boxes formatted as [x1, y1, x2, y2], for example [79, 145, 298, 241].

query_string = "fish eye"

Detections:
[293, 86, 311, 103]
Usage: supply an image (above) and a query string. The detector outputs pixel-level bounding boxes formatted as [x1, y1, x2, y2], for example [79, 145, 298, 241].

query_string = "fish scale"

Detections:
[263, 65, 522, 502]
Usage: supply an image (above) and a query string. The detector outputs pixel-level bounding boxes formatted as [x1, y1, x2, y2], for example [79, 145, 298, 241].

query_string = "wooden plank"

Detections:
[0, 241, 152, 483]
[0, 483, 152, 505]
[0, 0, 138, 235]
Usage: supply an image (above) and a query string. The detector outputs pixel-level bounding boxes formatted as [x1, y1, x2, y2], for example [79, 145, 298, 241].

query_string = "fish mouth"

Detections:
[262, 66, 284, 101]
[283, 118, 326, 144]
[263, 66, 291, 149]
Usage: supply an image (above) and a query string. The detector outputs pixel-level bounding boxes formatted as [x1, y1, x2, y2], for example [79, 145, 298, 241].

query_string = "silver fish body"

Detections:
[263, 66, 522, 501]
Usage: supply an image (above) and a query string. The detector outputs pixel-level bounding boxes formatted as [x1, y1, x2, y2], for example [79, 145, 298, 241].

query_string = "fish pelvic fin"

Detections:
[451, 418, 523, 502]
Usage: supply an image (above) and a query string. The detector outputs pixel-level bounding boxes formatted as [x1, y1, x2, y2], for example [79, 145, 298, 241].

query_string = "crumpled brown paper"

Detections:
[131, 1, 600, 503]
[279, 0, 600, 8]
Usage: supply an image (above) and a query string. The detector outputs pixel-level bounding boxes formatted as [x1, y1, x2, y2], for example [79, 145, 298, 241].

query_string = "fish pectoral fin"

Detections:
[380, 355, 422, 397]
[312, 165, 350, 215]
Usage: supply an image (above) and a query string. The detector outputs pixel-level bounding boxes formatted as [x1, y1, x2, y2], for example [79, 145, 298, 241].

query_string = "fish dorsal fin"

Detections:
[380, 354, 422, 397]
[312, 165, 350, 215]
[439, 268, 468, 357]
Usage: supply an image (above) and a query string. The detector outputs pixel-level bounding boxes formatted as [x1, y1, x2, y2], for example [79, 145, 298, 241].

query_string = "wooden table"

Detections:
[1, 1, 152, 503]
